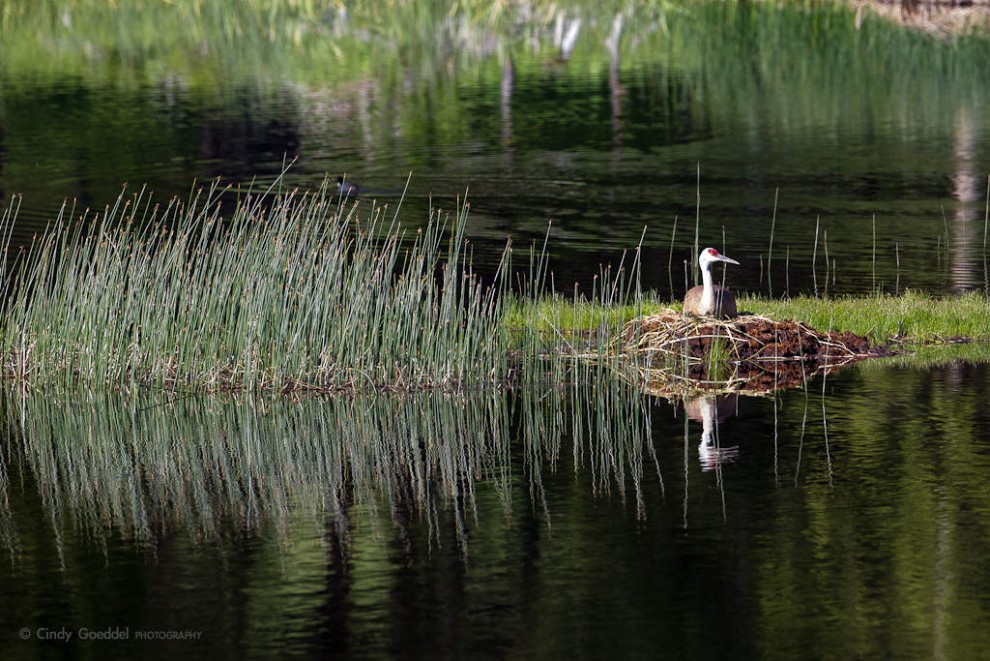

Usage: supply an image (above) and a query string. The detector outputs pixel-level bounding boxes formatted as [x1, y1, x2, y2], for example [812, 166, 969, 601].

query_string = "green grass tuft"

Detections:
[507, 290, 990, 347]
[739, 291, 990, 343]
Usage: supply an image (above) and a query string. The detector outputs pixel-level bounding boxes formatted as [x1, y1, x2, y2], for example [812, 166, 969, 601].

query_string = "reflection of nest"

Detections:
[618, 309, 889, 394]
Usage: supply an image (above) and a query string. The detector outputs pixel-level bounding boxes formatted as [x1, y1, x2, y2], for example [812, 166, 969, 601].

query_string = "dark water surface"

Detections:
[2, 357, 990, 659]
[3, 2, 990, 296]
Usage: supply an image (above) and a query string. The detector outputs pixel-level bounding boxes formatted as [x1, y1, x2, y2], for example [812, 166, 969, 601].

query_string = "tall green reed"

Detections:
[0, 169, 653, 394]
[0, 175, 511, 393]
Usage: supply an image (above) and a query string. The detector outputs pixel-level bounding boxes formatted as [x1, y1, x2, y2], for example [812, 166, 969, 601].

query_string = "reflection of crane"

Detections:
[685, 395, 739, 471]
[683, 248, 739, 318]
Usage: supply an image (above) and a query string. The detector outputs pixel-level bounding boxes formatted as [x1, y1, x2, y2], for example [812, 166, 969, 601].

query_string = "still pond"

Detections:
[2, 1, 990, 658]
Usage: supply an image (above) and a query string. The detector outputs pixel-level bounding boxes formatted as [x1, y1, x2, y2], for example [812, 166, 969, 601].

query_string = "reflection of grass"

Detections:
[0, 380, 656, 549]
[4, 390, 510, 548]
[0, 0, 581, 84]
[858, 340, 990, 370]
[5, 0, 989, 97]
[6, 0, 990, 276]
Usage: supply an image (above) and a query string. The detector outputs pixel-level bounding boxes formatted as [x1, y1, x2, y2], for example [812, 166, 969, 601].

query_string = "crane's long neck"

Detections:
[700, 398, 714, 447]
[700, 262, 715, 312]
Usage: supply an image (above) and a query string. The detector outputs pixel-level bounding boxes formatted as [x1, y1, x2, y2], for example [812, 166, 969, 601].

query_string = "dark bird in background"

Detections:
[337, 176, 359, 198]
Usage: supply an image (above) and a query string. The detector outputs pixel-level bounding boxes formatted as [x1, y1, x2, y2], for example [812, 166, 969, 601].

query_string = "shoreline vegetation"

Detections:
[851, 0, 990, 37]
[1, 174, 989, 396]
[1, 1, 989, 395]
[510, 290, 990, 345]
[4, 1, 990, 86]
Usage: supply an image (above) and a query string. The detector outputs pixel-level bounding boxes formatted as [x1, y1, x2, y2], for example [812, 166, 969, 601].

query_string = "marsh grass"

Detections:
[510, 288, 990, 352]
[501, 229, 648, 390]
[740, 290, 990, 344]
[0, 170, 651, 394]
[1, 166, 988, 396]
[0, 176, 513, 393]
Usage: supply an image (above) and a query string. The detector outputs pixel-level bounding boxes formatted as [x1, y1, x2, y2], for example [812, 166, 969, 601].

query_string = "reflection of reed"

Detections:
[517, 380, 659, 520]
[0, 427, 10, 556]
[950, 105, 984, 292]
[2, 391, 509, 552]
[0, 381, 658, 552]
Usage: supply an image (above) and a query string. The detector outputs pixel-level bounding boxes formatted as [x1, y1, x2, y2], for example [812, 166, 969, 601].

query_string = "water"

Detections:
[3, 2, 990, 296]
[3, 2, 990, 658]
[2, 358, 990, 659]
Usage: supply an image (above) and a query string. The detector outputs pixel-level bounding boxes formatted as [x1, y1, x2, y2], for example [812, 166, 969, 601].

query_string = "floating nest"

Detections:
[618, 308, 890, 394]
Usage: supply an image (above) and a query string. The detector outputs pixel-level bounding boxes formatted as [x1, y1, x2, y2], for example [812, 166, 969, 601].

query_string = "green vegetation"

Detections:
[0, 177, 514, 392]
[2, 1, 990, 392]
[4, 4, 990, 657]
[739, 291, 990, 343]
[0, 378, 656, 547]
[1, 171, 987, 395]
[4, 349, 990, 659]
[4, 0, 982, 169]
[0, 171, 645, 393]
[504, 290, 990, 346]
[5, 0, 990, 289]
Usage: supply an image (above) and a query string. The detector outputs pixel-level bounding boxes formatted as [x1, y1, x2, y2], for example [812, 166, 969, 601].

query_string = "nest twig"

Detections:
[615, 309, 889, 395]
[619, 309, 878, 362]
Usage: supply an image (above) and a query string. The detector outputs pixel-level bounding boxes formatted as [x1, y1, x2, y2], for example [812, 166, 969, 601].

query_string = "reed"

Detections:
[3, 167, 990, 396]
[768, 188, 778, 298]
[871, 214, 878, 294]
[0, 175, 514, 393]
[0, 169, 653, 394]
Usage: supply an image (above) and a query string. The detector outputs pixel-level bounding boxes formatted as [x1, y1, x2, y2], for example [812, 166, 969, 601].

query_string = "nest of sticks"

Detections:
[617, 309, 889, 393]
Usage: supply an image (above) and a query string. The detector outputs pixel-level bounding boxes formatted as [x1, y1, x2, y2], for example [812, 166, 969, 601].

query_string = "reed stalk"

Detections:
[668, 214, 678, 299]
[768, 188, 778, 298]
[872, 214, 877, 294]
[693, 163, 701, 287]
[812, 216, 820, 297]
[0, 174, 516, 393]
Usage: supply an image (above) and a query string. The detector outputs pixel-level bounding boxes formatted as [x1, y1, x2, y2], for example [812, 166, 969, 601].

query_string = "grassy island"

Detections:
[1, 176, 988, 394]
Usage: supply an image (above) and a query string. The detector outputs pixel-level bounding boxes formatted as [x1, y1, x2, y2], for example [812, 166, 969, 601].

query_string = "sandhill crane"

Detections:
[682, 247, 740, 319]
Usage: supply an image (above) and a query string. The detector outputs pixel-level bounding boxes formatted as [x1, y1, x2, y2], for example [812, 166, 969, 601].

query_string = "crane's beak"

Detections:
[715, 254, 739, 266]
